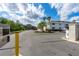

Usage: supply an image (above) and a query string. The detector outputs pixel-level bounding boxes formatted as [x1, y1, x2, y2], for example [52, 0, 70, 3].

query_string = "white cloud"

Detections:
[0, 4, 9, 12]
[50, 3, 63, 11]
[26, 3, 45, 18]
[69, 16, 79, 22]
[0, 3, 45, 26]
[50, 3, 79, 21]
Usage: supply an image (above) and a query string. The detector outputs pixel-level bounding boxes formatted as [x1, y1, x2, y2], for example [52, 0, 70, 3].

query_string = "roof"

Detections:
[0, 23, 10, 29]
[51, 21, 71, 23]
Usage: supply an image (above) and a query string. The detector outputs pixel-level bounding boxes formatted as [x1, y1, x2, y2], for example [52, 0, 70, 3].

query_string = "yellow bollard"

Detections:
[15, 31, 19, 56]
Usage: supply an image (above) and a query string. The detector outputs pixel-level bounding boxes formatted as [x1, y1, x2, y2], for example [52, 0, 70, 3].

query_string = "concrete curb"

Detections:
[62, 37, 79, 44]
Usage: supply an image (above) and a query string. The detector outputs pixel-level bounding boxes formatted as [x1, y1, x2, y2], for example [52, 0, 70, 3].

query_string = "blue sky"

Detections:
[34, 3, 60, 20]
[0, 3, 79, 25]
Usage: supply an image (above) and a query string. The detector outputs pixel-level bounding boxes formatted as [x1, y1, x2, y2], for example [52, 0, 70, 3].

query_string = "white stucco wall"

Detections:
[51, 21, 69, 30]
[51, 22, 61, 29]
[46, 20, 52, 30]
[0, 24, 10, 29]
[66, 29, 69, 39]
[68, 22, 79, 41]
[75, 24, 79, 40]
[69, 23, 76, 41]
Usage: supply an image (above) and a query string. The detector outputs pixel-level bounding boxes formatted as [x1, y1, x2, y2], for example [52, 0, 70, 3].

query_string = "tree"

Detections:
[0, 17, 25, 32]
[10, 20, 16, 31]
[37, 21, 46, 31]
[25, 24, 33, 30]
[0, 17, 8, 24]
[32, 26, 37, 30]
[47, 16, 51, 22]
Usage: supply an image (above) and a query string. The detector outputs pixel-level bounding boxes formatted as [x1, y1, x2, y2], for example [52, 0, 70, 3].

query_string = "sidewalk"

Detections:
[0, 31, 25, 56]
[0, 34, 15, 56]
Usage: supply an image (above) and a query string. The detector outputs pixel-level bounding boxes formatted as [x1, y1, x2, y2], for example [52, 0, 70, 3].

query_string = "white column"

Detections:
[69, 22, 76, 41]
[66, 29, 69, 39]
[43, 26, 46, 32]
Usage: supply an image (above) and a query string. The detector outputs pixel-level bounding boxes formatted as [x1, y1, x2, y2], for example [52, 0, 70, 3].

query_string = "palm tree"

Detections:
[42, 17, 47, 32]
[43, 17, 46, 21]
[46, 16, 52, 32]
[47, 16, 51, 23]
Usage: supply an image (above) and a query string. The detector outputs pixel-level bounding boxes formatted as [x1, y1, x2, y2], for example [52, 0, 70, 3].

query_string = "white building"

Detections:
[50, 21, 70, 31]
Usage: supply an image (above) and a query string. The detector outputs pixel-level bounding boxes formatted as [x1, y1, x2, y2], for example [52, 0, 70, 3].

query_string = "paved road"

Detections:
[0, 30, 79, 56]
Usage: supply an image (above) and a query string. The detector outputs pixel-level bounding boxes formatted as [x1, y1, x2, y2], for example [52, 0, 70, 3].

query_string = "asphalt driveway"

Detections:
[0, 30, 79, 56]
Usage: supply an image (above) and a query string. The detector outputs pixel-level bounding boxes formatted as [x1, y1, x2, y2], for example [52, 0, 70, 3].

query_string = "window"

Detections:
[66, 24, 68, 26]
[52, 23, 55, 25]
[65, 24, 69, 29]
[59, 23, 61, 25]
[3, 29, 9, 35]
[52, 27, 55, 29]
[59, 27, 61, 29]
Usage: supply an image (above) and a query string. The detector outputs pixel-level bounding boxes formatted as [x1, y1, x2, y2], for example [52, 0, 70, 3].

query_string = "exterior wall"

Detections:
[66, 22, 79, 41]
[52, 22, 60, 29]
[0, 24, 10, 29]
[51, 22, 61, 30]
[0, 27, 2, 36]
[0, 27, 3, 47]
[66, 29, 69, 39]
[51, 21, 69, 30]
[68, 22, 76, 41]
[75, 24, 79, 40]
[46, 20, 52, 30]
[0, 24, 10, 47]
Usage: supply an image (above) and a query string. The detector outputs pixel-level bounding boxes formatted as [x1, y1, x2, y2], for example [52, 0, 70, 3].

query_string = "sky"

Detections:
[0, 3, 79, 26]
